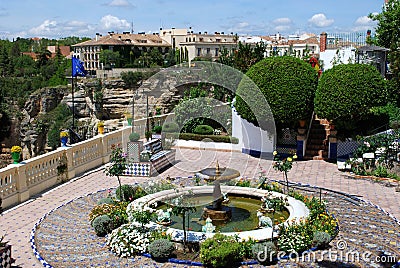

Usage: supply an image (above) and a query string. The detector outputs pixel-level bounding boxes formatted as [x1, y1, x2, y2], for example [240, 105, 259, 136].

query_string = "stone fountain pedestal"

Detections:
[201, 180, 232, 223]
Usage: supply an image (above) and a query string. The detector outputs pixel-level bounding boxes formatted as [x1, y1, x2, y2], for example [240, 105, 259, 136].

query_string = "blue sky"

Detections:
[0, 0, 384, 40]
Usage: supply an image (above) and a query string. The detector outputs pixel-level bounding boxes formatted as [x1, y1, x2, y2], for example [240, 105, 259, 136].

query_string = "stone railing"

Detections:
[0, 114, 171, 210]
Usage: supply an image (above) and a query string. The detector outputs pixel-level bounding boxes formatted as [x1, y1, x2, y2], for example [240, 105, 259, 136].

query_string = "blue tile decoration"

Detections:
[30, 180, 400, 267]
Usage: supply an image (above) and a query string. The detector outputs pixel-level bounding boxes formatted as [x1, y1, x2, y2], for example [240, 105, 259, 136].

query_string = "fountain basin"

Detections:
[196, 168, 240, 182]
[127, 186, 309, 242]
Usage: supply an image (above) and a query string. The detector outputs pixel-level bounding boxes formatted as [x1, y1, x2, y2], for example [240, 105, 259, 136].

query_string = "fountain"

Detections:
[201, 180, 232, 223]
[196, 160, 240, 182]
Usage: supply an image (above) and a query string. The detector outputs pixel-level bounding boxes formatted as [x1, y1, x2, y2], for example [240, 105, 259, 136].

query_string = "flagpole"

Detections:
[72, 75, 75, 130]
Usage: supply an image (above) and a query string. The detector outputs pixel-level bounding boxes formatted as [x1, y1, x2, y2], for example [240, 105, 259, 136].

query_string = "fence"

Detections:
[0, 114, 169, 210]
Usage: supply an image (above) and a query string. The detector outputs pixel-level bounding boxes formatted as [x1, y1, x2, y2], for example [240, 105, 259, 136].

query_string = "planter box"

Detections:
[0, 244, 13, 268]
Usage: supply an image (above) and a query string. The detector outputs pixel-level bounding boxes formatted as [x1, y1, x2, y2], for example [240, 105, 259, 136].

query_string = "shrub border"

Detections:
[30, 179, 400, 267]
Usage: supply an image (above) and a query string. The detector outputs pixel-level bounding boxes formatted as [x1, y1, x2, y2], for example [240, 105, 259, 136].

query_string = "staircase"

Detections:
[304, 117, 330, 160]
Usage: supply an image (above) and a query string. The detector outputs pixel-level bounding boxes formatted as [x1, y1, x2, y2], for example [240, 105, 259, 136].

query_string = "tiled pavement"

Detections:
[1, 147, 399, 267]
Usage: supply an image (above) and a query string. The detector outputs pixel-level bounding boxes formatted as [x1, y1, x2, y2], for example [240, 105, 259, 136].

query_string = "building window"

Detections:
[197, 48, 201, 57]
[193, 37, 195, 42]
[206, 48, 210, 55]
[215, 48, 219, 57]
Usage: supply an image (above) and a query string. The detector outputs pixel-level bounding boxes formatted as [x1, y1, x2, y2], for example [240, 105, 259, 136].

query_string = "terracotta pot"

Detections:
[299, 120, 306, 128]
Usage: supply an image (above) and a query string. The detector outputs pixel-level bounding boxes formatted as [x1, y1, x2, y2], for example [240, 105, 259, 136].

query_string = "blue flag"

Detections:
[72, 56, 87, 77]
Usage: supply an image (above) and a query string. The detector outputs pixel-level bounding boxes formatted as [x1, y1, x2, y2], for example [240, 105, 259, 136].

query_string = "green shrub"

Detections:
[116, 184, 137, 202]
[251, 241, 277, 264]
[193, 125, 214, 135]
[200, 234, 242, 268]
[129, 132, 140, 142]
[152, 125, 162, 134]
[315, 64, 386, 124]
[97, 197, 115, 205]
[148, 239, 175, 260]
[89, 202, 128, 228]
[92, 215, 114, 236]
[235, 56, 318, 128]
[312, 231, 331, 249]
[162, 122, 179, 133]
[172, 132, 239, 144]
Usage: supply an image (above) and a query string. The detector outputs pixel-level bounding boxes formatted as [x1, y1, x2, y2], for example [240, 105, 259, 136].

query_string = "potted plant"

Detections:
[127, 132, 142, 162]
[60, 131, 69, 147]
[152, 125, 162, 139]
[124, 113, 132, 126]
[97, 121, 105, 135]
[10, 145, 22, 164]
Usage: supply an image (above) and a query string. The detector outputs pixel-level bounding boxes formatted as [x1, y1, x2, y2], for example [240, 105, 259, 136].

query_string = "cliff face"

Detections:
[10, 76, 187, 159]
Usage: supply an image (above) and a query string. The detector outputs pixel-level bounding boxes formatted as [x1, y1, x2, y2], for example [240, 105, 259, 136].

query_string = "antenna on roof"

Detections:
[131, 20, 134, 33]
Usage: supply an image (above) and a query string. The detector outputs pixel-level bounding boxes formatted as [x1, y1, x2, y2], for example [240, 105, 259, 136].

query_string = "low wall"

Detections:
[0, 127, 131, 210]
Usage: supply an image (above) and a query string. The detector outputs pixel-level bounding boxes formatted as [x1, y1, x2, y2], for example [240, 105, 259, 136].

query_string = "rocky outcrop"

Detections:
[11, 73, 190, 159]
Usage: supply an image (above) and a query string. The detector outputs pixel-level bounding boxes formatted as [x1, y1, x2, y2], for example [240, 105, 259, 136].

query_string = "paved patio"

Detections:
[1, 147, 399, 267]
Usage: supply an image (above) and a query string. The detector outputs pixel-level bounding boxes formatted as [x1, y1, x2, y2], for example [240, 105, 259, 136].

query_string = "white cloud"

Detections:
[273, 17, 291, 25]
[355, 16, 373, 25]
[274, 25, 291, 32]
[308, 13, 334, 28]
[100, 15, 130, 30]
[29, 20, 57, 35]
[272, 17, 292, 33]
[107, 0, 132, 7]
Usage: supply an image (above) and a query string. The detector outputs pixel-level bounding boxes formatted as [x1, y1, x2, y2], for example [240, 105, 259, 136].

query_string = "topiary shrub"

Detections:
[312, 231, 331, 249]
[129, 132, 140, 142]
[200, 233, 242, 268]
[314, 64, 386, 125]
[152, 125, 162, 134]
[162, 122, 179, 133]
[97, 197, 115, 205]
[92, 215, 114, 236]
[193, 124, 214, 135]
[116, 184, 137, 202]
[148, 238, 175, 260]
[235, 56, 318, 128]
[251, 241, 277, 264]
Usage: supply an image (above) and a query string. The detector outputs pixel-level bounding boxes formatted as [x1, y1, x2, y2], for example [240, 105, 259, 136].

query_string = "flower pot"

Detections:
[299, 120, 306, 128]
[127, 118, 133, 126]
[11, 152, 20, 164]
[98, 126, 105, 135]
[60, 137, 68, 147]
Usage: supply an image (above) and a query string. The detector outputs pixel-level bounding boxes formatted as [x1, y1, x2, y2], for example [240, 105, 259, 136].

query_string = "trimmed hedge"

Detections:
[193, 125, 214, 135]
[166, 132, 239, 144]
[235, 56, 318, 127]
[314, 63, 387, 122]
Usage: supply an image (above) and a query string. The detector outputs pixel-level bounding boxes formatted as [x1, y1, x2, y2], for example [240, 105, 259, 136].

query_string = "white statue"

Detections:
[202, 217, 216, 233]
[156, 208, 172, 225]
[257, 211, 272, 228]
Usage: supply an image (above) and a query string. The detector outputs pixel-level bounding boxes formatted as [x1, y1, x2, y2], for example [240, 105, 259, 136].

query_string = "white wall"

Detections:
[320, 47, 356, 70]
[232, 108, 275, 158]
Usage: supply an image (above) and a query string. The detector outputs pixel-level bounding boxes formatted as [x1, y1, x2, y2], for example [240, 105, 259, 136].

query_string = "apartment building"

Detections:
[72, 32, 171, 72]
[159, 28, 237, 61]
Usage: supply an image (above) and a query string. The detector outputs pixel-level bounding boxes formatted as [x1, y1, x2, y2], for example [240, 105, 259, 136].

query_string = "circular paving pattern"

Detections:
[32, 182, 400, 267]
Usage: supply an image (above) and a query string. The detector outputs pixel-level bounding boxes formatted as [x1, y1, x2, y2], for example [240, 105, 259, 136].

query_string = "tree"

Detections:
[218, 41, 266, 73]
[369, 0, 400, 82]
[99, 50, 120, 69]
[104, 144, 127, 201]
[171, 192, 196, 253]
[314, 64, 387, 133]
[235, 56, 318, 128]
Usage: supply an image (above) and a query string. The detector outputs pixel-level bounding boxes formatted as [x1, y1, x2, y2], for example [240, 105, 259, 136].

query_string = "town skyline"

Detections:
[0, 0, 384, 40]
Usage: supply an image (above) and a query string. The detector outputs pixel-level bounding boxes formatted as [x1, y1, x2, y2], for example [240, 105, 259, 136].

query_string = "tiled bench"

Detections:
[124, 139, 175, 177]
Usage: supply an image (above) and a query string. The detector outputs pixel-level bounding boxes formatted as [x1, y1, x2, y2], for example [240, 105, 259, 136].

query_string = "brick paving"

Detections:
[1, 147, 399, 267]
